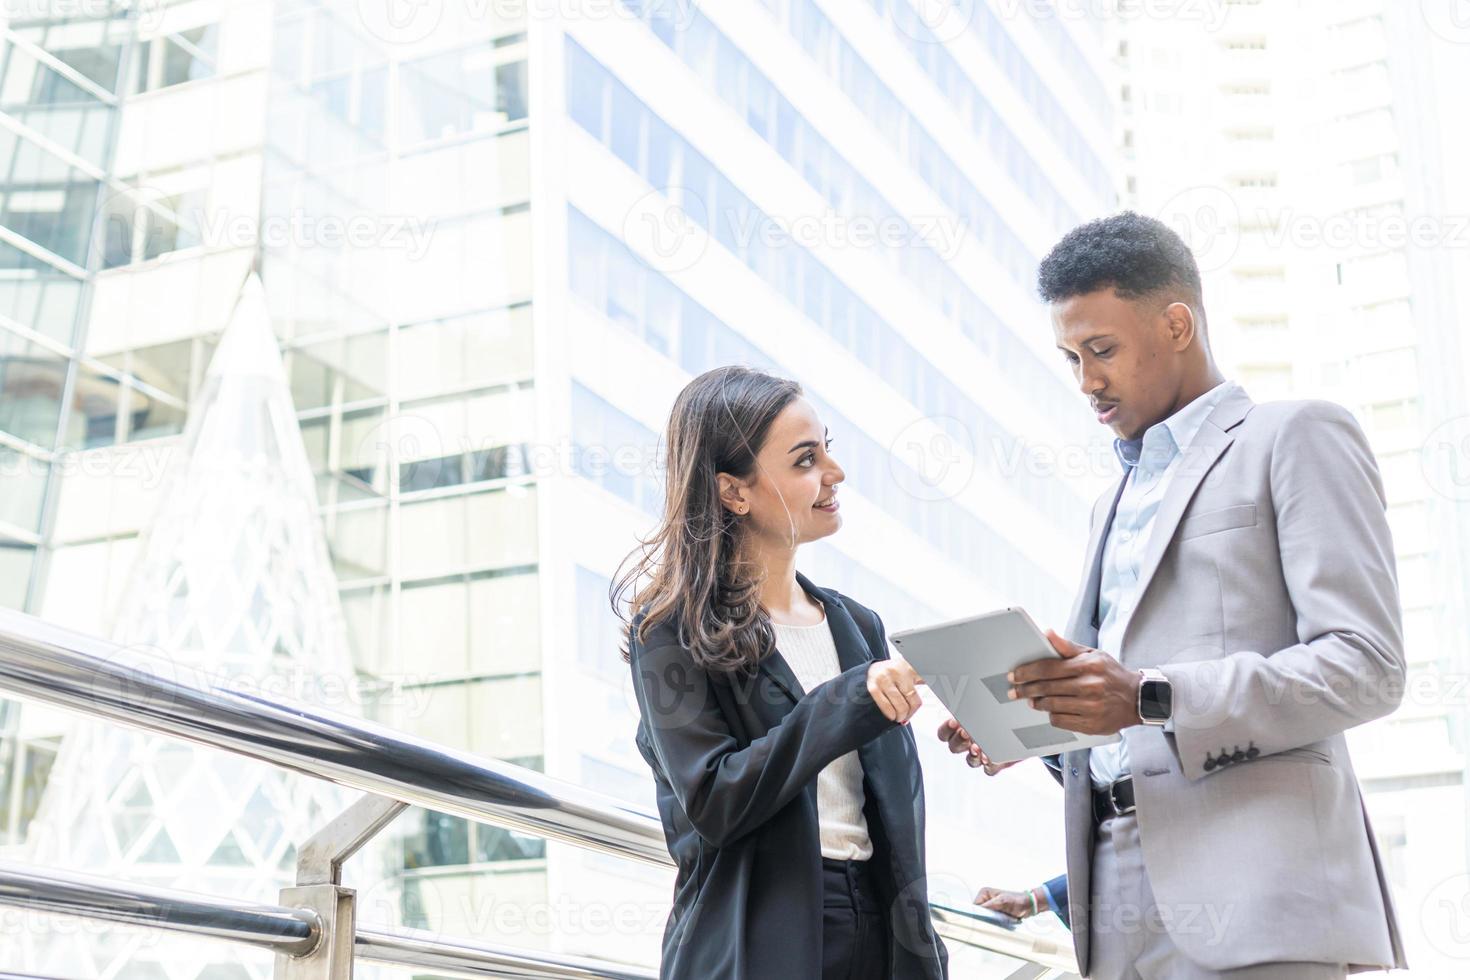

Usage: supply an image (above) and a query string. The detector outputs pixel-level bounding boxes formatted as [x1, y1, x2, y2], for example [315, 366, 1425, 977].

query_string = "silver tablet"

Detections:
[890, 607, 1120, 764]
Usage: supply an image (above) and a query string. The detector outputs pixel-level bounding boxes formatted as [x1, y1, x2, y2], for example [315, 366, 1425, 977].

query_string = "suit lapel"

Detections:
[757, 646, 805, 704]
[1123, 386, 1255, 641]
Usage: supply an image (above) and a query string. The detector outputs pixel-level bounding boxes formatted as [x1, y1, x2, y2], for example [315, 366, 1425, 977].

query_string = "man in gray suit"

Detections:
[940, 213, 1407, 978]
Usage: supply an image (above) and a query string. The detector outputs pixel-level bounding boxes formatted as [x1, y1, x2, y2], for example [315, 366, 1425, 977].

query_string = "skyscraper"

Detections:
[1114, 1, 1470, 972]
[1, 0, 1116, 972]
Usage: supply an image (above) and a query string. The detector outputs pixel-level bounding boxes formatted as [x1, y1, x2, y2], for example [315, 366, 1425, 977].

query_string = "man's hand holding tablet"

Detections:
[890, 607, 1122, 765]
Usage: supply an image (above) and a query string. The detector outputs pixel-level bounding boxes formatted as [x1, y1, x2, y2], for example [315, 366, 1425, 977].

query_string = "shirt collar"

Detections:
[1113, 380, 1234, 473]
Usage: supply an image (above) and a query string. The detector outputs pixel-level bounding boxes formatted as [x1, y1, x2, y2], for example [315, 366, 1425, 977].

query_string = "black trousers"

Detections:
[821, 857, 890, 980]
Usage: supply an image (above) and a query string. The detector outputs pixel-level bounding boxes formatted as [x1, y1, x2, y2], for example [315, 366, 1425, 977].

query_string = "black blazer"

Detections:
[629, 572, 948, 980]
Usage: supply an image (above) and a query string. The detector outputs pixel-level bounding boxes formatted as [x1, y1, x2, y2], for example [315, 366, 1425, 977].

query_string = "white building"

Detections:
[1114, 0, 1470, 971]
[0, 0, 1117, 973]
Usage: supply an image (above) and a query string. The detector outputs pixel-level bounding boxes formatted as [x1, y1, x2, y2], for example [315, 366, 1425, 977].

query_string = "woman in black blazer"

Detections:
[616, 366, 948, 980]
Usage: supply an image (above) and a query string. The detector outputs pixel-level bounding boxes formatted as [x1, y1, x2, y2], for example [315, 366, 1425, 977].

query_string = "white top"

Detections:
[772, 614, 874, 861]
[1090, 380, 1234, 788]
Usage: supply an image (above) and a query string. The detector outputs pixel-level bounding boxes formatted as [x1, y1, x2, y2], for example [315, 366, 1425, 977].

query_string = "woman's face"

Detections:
[720, 397, 845, 548]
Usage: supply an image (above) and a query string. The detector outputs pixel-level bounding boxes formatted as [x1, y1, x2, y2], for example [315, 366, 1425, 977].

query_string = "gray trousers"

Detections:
[1088, 812, 1349, 980]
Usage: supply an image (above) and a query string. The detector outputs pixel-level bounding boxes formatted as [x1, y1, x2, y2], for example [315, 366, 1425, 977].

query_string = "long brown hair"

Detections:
[613, 366, 802, 673]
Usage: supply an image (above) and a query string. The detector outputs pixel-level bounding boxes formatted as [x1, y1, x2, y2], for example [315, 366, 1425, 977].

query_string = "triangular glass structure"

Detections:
[14, 273, 396, 978]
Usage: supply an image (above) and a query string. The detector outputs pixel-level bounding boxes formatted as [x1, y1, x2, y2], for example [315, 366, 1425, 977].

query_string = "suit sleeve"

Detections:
[1159, 401, 1406, 780]
[630, 621, 896, 847]
[1043, 874, 1070, 929]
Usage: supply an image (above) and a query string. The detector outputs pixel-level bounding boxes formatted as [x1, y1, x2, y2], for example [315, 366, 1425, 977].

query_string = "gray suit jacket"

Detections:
[1058, 383, 1408, 974]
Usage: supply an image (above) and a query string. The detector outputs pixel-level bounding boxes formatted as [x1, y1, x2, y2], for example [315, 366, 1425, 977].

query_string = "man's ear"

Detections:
[716, 473, 750, 516]
[1163, 301, 1198, 351]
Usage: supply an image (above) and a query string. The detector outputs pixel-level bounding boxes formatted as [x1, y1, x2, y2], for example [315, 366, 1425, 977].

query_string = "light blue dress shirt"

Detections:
[1088, 380, 1235, 789]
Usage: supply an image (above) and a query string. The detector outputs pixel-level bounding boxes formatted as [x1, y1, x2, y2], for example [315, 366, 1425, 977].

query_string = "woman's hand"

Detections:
[936, 718, 1016, 774]
[866, 659, 924, 724]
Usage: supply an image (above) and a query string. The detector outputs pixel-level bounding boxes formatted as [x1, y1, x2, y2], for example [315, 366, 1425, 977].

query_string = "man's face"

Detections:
[1051, 287, 1185, 442]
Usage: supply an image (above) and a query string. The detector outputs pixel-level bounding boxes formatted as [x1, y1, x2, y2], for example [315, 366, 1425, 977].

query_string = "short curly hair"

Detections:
[1037, 211, 1202, 307]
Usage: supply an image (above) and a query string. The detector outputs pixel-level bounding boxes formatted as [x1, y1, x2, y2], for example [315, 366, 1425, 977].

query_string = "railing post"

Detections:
[274, 794, 407, 979]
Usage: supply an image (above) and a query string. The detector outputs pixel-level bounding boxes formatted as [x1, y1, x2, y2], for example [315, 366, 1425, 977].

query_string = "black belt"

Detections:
[1091, 775, 1136, 824]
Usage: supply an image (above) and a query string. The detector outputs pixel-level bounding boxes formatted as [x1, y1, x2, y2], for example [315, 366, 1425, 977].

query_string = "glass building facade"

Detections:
[1, 0, 1117, 973]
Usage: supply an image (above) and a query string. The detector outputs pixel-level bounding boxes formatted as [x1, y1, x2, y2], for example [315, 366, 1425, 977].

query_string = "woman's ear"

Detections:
[716, 473, 750, 517]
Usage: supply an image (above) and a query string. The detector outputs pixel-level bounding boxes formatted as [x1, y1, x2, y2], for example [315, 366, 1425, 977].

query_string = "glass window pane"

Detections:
[0, 536, 36, 609]
[397, 306, 533, 401]
[0, 130, 102, 266]
[398, 486, 538, 578]
[0, 327, 68, 448]
[0, 449, 48, 533]
[467, 571, 540, 675]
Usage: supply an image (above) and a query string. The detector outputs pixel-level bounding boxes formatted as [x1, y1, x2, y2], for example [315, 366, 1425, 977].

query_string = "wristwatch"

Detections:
[1137, 668, 1173, 725]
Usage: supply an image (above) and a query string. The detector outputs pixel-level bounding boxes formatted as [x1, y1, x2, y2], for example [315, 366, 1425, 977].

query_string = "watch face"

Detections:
[1140, 678, 1173, 722]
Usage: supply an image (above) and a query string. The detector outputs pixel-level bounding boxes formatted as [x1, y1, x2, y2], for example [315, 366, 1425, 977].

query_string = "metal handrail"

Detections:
[0, 610, 666, 867]
[0, 860, 656, 980]
[931, 904, 1078, 973]
[0, 608, 1076, 975]
[0, 861, 320, 958]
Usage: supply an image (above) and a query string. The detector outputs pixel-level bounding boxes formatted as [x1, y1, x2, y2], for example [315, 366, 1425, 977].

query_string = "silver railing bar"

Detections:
[0, 609, 1076, 972]
[355, 924, 659, 979]
[0, 860, 660, 979]
[0, 609, 668, 867]
[0, 860, 321, 958]
[931, 904, 1079, 973]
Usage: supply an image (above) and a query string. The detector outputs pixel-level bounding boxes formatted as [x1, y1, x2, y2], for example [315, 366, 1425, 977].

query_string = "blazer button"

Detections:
[1203, 754, 1217, 772]
[1246, 742, 1261, 760]
[1218, 747, 1232, 765]
[1231, 746, 1246, 764]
